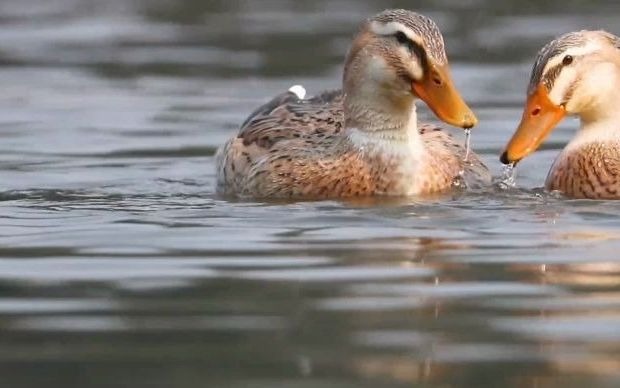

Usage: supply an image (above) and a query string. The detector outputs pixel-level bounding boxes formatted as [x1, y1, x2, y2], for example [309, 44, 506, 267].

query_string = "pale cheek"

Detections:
[366, 56, 392, 83]
[398, 47, 423, 81]
[548, 68, 577, 105]
[568, 63, 618, 114]
[588, 63, 618, 99]
[565, 89, 589, 115]
[365, 55, 412, 95]
[409, 59, 423, 81]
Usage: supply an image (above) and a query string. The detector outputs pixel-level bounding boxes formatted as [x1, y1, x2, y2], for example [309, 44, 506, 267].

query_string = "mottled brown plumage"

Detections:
[546, 142, 620, 199]
[217, 91, 488, 198]
[216, 9, 490, 199]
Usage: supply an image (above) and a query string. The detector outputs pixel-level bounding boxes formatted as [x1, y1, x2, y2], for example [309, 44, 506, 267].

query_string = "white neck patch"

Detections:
[346, 106, 425, 157]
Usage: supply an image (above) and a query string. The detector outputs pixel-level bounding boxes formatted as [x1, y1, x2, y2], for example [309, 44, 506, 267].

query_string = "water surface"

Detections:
[1, 1, 620, 387]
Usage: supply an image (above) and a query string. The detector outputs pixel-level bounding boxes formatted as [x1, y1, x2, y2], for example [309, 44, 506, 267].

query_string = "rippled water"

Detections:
[1, 1, 620, 387]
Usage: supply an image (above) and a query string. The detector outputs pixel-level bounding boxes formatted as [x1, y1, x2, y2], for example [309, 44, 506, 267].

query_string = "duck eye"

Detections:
[562, 55, 574, 66]
[395, 31, 409, 45]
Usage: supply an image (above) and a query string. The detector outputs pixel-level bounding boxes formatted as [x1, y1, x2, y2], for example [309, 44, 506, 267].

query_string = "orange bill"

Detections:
[412, 64, 478, 129]
[500, 84, 566, 164]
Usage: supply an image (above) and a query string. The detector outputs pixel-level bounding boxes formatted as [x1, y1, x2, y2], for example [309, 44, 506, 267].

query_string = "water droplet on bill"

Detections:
[463, 128, 472, 163]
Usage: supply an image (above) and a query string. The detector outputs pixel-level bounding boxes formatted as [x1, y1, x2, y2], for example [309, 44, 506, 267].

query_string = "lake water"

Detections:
[1, 1, 620, 387]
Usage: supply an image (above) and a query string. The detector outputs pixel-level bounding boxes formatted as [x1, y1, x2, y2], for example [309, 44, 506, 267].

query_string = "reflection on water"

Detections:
[0, 0, 620, 387]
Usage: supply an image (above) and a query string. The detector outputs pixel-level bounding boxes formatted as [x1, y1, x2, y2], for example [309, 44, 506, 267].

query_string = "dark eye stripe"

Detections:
[541, 55, 578, 91]
[393, 31, 429, 71]
[395, 31, 409, 45]
[542, 63, 562, 90]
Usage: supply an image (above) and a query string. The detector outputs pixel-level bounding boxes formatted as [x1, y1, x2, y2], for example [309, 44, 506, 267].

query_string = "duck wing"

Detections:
[216, 88, 344, 195]
[419, 124, 491, 189]
[237, 89, 343, 149]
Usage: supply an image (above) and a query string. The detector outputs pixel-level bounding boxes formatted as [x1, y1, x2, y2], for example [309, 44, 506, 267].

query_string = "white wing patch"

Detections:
[288, 85, 306, 99]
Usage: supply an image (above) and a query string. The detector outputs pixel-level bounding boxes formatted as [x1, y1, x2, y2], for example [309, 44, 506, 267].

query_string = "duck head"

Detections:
[342, 9, 477, 132]
[501, 30, 620, 164]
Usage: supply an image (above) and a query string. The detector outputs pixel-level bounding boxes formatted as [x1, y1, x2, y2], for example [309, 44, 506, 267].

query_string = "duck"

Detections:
[501, 30, 620, 199]
[216, 9, 490, 199]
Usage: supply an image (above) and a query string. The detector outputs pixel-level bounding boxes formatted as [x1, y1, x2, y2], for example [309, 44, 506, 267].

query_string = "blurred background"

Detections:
[1, 1, 620, 387]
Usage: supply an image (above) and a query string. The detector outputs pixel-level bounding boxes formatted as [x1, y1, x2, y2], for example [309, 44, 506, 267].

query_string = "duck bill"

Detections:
[500, 85, 566, 164]
[412, 64, 478, 129]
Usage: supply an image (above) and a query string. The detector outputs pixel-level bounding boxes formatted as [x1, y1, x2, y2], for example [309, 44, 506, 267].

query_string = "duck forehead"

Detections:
[546, 41, 602, 71]
[370, 21, 424, 45]
[369, 10, 447, 65]
[528, 33, 599, 93]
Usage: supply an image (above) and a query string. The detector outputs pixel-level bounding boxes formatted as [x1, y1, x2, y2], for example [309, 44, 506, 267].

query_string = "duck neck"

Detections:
[344, 93, 423, 151]
[571, 61, 620, 141]
[574, 99, 620, 145]
[578, 93, 620, 130]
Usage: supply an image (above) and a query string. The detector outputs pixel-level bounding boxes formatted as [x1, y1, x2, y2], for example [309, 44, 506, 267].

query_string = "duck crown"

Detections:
[528, 30, 620, 94]
[368, 9, 447, 66]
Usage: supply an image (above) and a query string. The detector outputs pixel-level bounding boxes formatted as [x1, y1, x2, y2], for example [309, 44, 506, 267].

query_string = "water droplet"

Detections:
[463, 128, 472, 163]
[452, 174, 467, 189]
[452, 129, 474, 189]
[498, 162, 517, 189]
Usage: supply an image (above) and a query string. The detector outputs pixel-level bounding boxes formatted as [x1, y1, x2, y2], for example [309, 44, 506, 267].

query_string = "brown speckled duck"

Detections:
[501, 30, 620, 199]
[216, 9, 490, 199]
